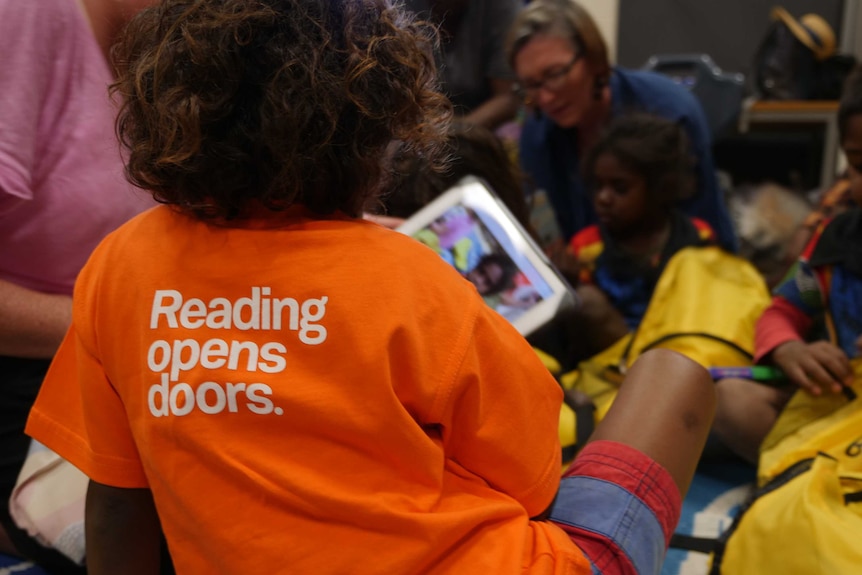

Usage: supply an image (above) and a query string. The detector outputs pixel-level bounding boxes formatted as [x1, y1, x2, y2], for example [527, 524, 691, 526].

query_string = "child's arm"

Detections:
[86, 481, 162, 575]
[756, 261, 851, 395]
[769, 339, 851, 396]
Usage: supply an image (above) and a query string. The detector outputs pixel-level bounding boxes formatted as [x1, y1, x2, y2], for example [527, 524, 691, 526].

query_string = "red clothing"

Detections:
[754, 217, 833, 362]
[27, 206, 589, 574]
[569, 217, 715, 285]
[754, 297, 812, 363]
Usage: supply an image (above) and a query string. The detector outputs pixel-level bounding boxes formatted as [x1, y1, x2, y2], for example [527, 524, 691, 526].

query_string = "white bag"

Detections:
[9, 440, 87, 565]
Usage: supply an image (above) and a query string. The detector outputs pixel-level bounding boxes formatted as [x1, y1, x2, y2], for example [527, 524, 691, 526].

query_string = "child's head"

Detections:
[583, 113, 695, 236]
[465, 253, 518, 296]
[385, 121, 534, 234]
[838, 64, 862, 205]
[111, 0, 451, 220]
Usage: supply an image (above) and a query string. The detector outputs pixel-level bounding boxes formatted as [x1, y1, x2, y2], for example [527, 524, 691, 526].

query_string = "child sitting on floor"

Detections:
[714, 64, 862, 464]
[571, 113, 716, 331]
[24, 2, 716, 574]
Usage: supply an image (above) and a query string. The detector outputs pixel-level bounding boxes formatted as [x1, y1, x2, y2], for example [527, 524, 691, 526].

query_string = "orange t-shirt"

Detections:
[27, 206, 590, 574]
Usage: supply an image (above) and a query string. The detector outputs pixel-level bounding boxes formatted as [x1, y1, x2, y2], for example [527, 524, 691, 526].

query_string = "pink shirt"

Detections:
[0, 0, 151, 295]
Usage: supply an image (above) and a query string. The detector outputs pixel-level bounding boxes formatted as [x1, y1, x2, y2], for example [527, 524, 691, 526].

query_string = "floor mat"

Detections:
[0, 554, 49, 575]
[661, 457, 756, 575]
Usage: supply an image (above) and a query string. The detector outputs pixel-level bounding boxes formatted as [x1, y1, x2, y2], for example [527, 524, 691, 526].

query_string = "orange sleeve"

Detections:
[26, 253, 149, 488]
[432, 304, 563, 517]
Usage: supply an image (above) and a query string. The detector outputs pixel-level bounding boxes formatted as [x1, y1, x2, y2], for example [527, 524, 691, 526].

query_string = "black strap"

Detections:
[669, 533, 718, 554]
[845, 491, 862, 504]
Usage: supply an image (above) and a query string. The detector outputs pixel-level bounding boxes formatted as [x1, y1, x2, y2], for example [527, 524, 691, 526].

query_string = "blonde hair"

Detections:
[507, 0, 609, 82]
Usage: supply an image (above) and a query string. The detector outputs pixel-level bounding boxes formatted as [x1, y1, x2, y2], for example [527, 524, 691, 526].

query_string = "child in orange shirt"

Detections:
[25, 2, 716, 574]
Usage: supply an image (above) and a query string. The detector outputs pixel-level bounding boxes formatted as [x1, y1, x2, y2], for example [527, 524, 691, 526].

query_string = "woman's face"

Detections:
[513, 34, 594, 129]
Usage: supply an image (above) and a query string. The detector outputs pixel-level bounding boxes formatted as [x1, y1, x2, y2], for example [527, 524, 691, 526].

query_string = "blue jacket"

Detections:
[519, 66, 738, 252]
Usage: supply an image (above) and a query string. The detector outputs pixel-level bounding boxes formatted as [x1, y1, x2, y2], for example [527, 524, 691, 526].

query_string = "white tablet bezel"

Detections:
[396, 176, 577, 336]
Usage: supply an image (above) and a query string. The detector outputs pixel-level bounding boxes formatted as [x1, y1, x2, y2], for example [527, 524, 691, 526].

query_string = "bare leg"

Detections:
[547, 349, 716, 574]
[588, 348, 716, 497]
[712, 377, 792, 465]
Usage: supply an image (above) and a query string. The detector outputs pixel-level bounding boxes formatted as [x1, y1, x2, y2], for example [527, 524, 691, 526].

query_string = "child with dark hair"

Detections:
[382, 120, 536, 237]
[24, 2, 716, 574]
[713, 64, 862, 464]
[571, 113, 716, 330]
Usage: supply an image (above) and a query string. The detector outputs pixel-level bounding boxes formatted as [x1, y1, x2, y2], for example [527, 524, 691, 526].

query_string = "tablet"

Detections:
[396, 176, 577, 336]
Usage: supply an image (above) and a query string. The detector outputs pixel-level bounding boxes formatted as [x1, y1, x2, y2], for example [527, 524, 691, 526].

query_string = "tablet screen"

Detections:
[396, 176, 575, 336]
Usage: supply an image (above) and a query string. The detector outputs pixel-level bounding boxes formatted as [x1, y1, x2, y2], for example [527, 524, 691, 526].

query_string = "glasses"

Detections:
[513, 53, 581, 99]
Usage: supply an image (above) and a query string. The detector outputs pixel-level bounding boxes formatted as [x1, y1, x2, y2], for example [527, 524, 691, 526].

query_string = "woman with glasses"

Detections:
[507, 0, 737, 257]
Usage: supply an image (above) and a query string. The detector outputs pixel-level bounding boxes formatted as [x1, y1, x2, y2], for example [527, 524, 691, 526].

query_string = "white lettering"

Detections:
[246, 383, 274, 414]
[147, 340, 171, 373]
[170, 339, 201, 381]
[146, 378, 277, 417]
[169, 382, 195, 416]
[259, 342, 287, 373]
[180, 298, 207, 329]
[196, 382, 227, 414]
[299, 297, 328, 344]
[147, 373, 170, 417]
[206, 299, 232, 329]
[228, 340, 258, 372]
[200, 339, 228, 369]
[225, 382, 246, 412]
[150, 290, 182, 329]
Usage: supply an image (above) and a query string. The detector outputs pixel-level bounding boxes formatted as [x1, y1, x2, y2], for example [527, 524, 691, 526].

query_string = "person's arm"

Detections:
[461, 78, 520, 130]
[753, 296, 812, 363]
[78, 0, 156, 62]
[0, 278, 71, 358]
[86, 481, 162, 575]
[756, 261, 851, 395]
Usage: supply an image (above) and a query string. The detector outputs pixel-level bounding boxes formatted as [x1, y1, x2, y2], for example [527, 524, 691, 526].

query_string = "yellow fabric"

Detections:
[625, 246, 770, 369]
[713, 360, 862, 574]
[557, 247, 771, 460]
[759, 362, 862, 485]
[718, 454, 862, 574]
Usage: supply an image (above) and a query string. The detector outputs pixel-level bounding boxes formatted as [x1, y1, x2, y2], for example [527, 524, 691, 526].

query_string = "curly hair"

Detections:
[111, 0, 452, 220]
[582, 113, 696, 206]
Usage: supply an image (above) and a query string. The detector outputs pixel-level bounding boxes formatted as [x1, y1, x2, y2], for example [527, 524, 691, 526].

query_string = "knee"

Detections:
[638, 349, 717, 430]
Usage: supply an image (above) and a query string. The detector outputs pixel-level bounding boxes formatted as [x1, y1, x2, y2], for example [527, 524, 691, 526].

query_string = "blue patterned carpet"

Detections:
[0, 554, 49, 574]
[661, 457, 756, 575]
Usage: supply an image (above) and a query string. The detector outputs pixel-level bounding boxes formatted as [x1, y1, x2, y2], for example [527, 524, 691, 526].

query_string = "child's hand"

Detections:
[771, 340, 852, 396]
